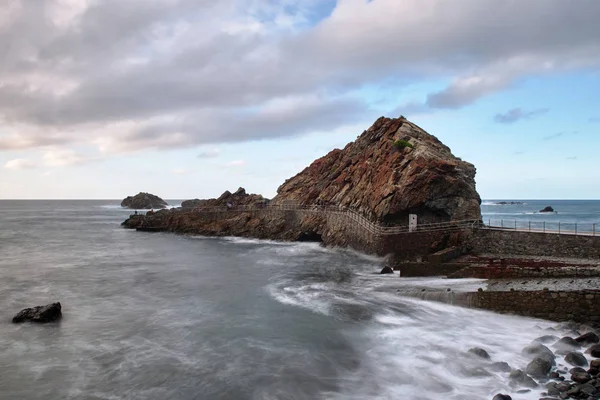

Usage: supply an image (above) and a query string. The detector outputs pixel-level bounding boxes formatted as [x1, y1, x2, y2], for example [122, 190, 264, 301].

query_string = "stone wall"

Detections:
[449, 265, 600, 279]
[471, 290, 600, 326]
[469, 229, 600, 259]
[395, 262, 467, 277]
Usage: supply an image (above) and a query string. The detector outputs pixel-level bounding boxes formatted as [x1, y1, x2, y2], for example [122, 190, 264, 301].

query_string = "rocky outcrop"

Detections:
[539, 206, 555, 213]
[181, 188, 267, 209]
[12, 302, 62, 323]
[121, 192, 168, 209]
[122, 117, 481, 256]
[272, 117, 480, 223]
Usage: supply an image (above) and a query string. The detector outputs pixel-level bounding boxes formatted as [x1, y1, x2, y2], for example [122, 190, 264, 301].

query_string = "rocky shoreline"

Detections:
[487, 326, 600, 400]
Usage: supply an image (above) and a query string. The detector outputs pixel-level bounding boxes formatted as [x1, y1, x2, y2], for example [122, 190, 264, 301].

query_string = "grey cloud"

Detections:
[566, 156, 578, 160]
[1, 0, 600, 153]
[106, 97, 371, 152]
[494, 108, 549, 124]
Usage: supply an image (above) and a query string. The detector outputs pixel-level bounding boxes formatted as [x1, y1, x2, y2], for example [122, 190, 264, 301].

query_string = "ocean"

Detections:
[0, 200, 595, 400]
[482, 199, 600, 233]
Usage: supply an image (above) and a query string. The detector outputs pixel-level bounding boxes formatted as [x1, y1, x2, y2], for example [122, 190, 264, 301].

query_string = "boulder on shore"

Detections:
[121, 192, 168, 209]
[539, 206, 555, 213]
[12, 302, 62, 323]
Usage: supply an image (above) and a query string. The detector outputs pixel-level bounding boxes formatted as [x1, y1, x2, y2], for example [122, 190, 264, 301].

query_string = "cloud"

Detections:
[171, 168, 193, 175]
[224, 160, 246, 167]
[590, 117, 600, 123]
[566, 156, 578, 160]
[512, 151, 525, 156]
[494, 108, 549, 124]
[197, 148, 221, 158]
[42, 149, 96, 166]
[3, 158, 38, 170]
[0, 0, 599, 156]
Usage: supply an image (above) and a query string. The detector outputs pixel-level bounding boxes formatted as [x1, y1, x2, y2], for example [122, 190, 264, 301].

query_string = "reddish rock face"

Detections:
[272, 117, 481, 224]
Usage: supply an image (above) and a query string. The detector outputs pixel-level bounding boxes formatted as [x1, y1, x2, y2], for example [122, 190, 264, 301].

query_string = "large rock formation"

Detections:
[121, 192, 168, 209]
[122, 117, 481, 256]
[271, 117, 481, 224]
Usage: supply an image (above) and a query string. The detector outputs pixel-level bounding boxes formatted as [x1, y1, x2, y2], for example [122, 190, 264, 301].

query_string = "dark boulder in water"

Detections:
[585, 343, 600, 357]
[571, 370, 591, 383]
[554, 337, 580, 355]
[522, 343, 556, 365]
[575, 331, 599, 345]
[539, 206, 555, 213]
[525, 356, 552, 378]
[564, 351, 588, 367]
[508, 369, 538, 388]
[468, 347, 491, 359]
[380, 266, 394, 274]
[492, 394, 512, 400]
[490, 361, 512, 372]
[12, 302, 62, 323]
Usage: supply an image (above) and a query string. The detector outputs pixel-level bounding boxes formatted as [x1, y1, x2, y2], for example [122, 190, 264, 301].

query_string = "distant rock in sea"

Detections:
[539, 206, 555, 213]
[121, 192, 168, 209]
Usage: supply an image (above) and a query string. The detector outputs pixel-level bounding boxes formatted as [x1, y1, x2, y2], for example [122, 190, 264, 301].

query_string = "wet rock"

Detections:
[577, 382, 596, 396]
[571, 367, 587, 374]
[492, 394, 512, 400]
[526, 356, 553, 378]
[539, 206, 555, 213]
[468, 347, 491, 360]
[554, 381, 572, 392]
[490, 361, 512, 372]
[12, 302, 62, 323]
[591, 359, 600, 369]
[509, 369, 538, 388]
[585, 344, 600, 358]
[588, 367, 599, 377]
[549, 371, 561, 379]
[535, 335, 560, 344]
[553, 337, 581, 355]
[575, 332, 600, 345]
[522, 343, 556, 365]
[571, 371, 591, 383]
[565, 352, 588, 367]
[380, 266, 394, 274]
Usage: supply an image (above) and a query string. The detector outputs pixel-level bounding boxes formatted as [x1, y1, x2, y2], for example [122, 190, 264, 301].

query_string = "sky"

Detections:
[1, 0, 599, 200]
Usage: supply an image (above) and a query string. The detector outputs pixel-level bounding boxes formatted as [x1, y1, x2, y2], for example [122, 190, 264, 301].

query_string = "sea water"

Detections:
[0, 200, 592, 399]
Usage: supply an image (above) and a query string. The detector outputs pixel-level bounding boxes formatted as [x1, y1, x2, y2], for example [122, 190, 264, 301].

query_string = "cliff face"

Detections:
[272, 117, 481, 224]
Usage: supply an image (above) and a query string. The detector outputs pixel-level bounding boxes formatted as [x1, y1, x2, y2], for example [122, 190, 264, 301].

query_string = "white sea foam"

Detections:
[267, 266, 574, 400]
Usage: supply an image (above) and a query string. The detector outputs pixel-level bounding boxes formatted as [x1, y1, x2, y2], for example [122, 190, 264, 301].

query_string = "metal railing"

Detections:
[484, 219, 598, 236]
[188, 203, 479, 236]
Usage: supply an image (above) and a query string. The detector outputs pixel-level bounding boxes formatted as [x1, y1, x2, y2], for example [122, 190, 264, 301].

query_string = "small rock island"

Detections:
[121, 192, 168, 209]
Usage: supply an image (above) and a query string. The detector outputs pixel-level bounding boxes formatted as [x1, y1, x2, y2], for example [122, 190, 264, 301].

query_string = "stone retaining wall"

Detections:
[449, 265, 600, 279]
[471, 290, 600, 326]
[469, 229, 600, 259]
